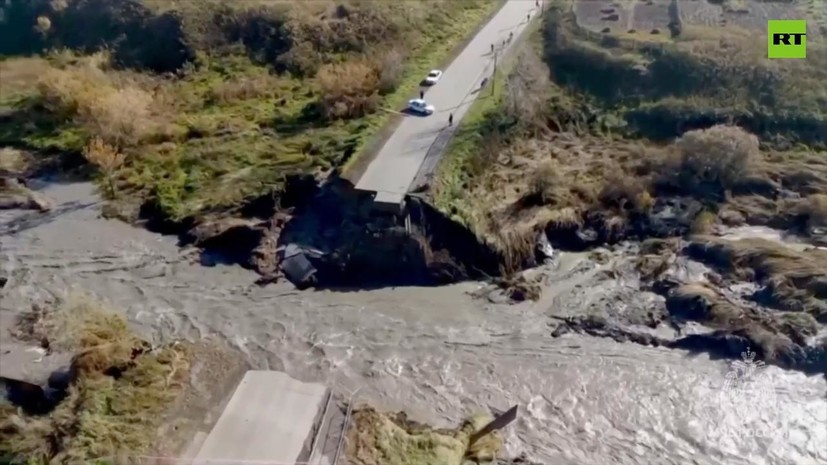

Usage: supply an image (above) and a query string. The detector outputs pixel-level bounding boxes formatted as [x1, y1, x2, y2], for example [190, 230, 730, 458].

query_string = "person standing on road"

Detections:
[491, 43, 494, 53]
[420, 90, 424, 99]
[527, 12, 531, 22]
[449, 113, 453, 126]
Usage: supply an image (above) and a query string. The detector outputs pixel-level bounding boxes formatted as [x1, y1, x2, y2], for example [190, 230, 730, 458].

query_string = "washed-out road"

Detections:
[355, 0, 541, 206]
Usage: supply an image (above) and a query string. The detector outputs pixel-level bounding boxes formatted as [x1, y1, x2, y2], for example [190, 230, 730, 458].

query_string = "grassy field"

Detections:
[0, 0, 501, 221]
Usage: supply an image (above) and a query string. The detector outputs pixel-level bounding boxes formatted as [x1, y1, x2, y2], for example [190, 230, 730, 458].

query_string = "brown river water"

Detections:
[1, 182, 825, 465]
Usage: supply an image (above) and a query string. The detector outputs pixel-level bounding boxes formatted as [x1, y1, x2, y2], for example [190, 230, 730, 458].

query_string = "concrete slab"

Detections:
[0, 340, 72, 385]
[194, 371, 328, 464]
[181, 431, 208, 462]
[355, 0, 542, 202]
[372, 190, 407, 213]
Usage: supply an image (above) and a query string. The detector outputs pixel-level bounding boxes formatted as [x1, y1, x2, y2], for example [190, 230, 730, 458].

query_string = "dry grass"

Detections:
[375, 48, 405, 95]
[0, 148, 35, 175]
[667, 283, 748, 326]
[206, 73, 282, 105]
[37, 62, 165, 148]
[346, 407, 503, 465]
[0, 57, 53, 101]
[0, 293, 191, 463]
[82, 137, 125, 199]
[687, 236, 827, 321]
[316, 59, 381, 120]
[796, 194, 827, 229]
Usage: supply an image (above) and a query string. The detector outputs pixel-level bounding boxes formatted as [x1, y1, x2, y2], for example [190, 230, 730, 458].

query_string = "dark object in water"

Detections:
[1, 376, 66, 415]
[279, 244, 318, 289]
[47, 368, 72, 391]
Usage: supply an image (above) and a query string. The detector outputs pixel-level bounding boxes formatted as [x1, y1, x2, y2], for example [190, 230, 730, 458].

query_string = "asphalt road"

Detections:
[355, 0, 542, 206]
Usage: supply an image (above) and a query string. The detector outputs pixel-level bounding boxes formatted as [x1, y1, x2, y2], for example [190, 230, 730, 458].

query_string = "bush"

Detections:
[528, 160, 561, 204]
[2, 0, 192, 72]
[82, 137, 124, 198]
[315, 59, 380, 120]
[376, 48, 405, 95]
[81, 86, 153, 147]
[672, 125, 760, 195]
[37, 63, 109, 116]
[599, 177, 653, 213]
[691, 210, 717, 234]
[505, 45, 553, 130]
[38, 64, 157, 147]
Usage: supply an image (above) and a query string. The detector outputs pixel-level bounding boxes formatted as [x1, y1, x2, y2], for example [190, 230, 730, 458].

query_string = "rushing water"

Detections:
[1, 182, 825, 465]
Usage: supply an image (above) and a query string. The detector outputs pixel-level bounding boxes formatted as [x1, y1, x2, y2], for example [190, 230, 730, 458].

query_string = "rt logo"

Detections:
[768, 20, 807, 59]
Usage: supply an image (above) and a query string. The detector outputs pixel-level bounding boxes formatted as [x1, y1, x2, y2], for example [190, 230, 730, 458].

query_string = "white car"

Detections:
[424, 69, 443, 85]
[407, 98, 435, 115]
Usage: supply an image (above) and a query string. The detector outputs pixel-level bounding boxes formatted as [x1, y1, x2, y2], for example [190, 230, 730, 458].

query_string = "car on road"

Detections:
[407, 98, 435, 115]
[424, 69, 443, 85]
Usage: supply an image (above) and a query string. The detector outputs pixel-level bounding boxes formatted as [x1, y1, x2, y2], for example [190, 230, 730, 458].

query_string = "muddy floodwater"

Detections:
[1, 182, 826, 465]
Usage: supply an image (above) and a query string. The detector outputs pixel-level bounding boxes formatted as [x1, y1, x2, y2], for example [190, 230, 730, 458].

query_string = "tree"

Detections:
[504, 45, 552, 132]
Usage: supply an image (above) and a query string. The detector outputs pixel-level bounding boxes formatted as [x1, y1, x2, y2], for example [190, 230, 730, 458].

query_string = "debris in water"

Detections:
[346, 407, 510, 465]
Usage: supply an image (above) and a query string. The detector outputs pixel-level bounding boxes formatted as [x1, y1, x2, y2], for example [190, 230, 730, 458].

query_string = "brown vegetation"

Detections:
[376, 48, 405, 95]
[665, 125, 760, 196]
[687, 236, 827, 322]
[503, 45, 554, 133]
[36, 58, 167, 148]
[82, 137, 125, 198]
[347, 407, 504, 465]
[316, 59, 381, 120]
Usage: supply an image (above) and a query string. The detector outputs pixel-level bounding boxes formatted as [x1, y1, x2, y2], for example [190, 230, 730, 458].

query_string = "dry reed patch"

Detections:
[796, 194, 827, 228]
[346, 407, 504, 465]
[0, 57, 53, 101]
[37, 63, 167, 148]
[461, 133, 653, 238]
[315, 59, 381, 120]
[0, 148, 35, 174]
[687, 236, 827, 321]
